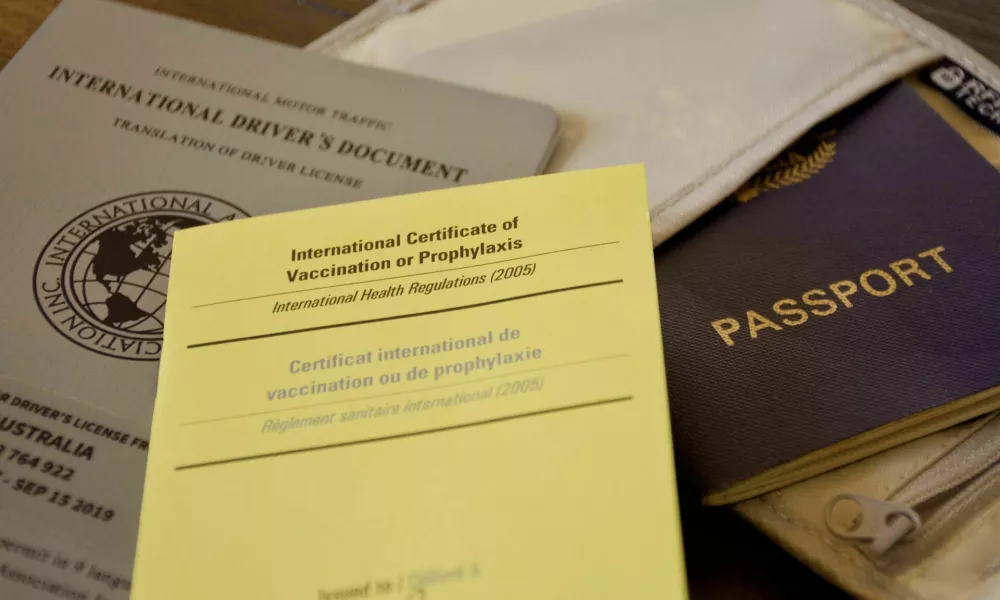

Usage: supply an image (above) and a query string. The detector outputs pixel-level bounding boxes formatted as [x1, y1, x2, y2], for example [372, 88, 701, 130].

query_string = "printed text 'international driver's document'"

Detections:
[132, 165, 687, 600]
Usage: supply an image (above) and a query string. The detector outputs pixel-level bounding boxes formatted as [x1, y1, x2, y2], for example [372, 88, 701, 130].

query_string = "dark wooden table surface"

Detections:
[898, 0, 1000, 65]
[0, 0, 363, 69]
[2, 0, 998, 71]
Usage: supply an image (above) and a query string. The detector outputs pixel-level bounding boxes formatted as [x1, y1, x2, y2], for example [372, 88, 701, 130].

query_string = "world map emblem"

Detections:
[33, 192, 250, 361]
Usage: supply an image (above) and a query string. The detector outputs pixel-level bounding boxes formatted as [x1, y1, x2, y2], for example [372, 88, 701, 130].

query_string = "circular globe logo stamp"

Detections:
[33, 191, 250, 361]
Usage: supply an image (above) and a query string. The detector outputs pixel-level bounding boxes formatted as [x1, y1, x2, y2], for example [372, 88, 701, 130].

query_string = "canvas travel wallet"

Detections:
[307, 0, 961, 245]
[312, 3, 1000, 598]
[309, 0, 1000, 244]
[737, 411, 1000, 600]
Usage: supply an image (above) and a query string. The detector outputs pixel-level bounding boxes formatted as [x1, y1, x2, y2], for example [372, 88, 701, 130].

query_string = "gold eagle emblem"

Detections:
[736, 130, 837, 203]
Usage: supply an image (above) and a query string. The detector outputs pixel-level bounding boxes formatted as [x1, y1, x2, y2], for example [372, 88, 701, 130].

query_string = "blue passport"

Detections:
[655, 83, 1000, 505]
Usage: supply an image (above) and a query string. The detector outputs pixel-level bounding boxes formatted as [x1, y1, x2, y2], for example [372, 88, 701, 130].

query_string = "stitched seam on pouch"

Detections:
[887, 437, 968, 497]
[756, 494, 922, 600]
[848, 0, 1000, 90]
[647, 42, 927, 222]
[901, 499, 1000, 585]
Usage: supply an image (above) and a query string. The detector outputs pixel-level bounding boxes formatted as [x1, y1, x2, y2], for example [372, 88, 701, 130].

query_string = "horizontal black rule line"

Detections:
[187, 279, 623, 349]
[175, 395, 633, 470]
[191, 240, 621, 308]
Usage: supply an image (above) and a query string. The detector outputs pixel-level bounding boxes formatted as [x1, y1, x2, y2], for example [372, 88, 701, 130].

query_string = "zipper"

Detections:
[824, 411, 1000, 560]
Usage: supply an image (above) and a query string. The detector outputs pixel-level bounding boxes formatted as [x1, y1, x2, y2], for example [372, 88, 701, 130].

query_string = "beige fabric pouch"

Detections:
[306, 0, 999, 246]
[737, 411, 1000, 600]
[306, 3, 1000, 598]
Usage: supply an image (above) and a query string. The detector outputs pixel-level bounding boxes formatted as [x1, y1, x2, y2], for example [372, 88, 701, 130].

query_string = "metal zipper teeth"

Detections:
[889, 412, 1000, 508]
[881, 414, 1000, 562]
[905, 460, 1000, 550]
[824, 413, 1000, 558]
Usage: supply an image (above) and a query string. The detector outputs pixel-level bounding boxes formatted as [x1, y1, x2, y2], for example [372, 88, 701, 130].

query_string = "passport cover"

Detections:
[655, 83, 1000, 502]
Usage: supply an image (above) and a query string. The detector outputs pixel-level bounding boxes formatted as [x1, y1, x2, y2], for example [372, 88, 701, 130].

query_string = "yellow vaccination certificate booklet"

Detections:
[132, 165, 687, 600]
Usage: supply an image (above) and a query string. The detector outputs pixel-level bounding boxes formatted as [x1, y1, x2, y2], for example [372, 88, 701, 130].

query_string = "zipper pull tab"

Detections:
[824, 493, 922, 556]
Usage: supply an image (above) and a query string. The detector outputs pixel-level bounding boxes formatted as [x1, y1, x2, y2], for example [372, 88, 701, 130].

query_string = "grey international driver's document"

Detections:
[0, 1, 558, 597]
